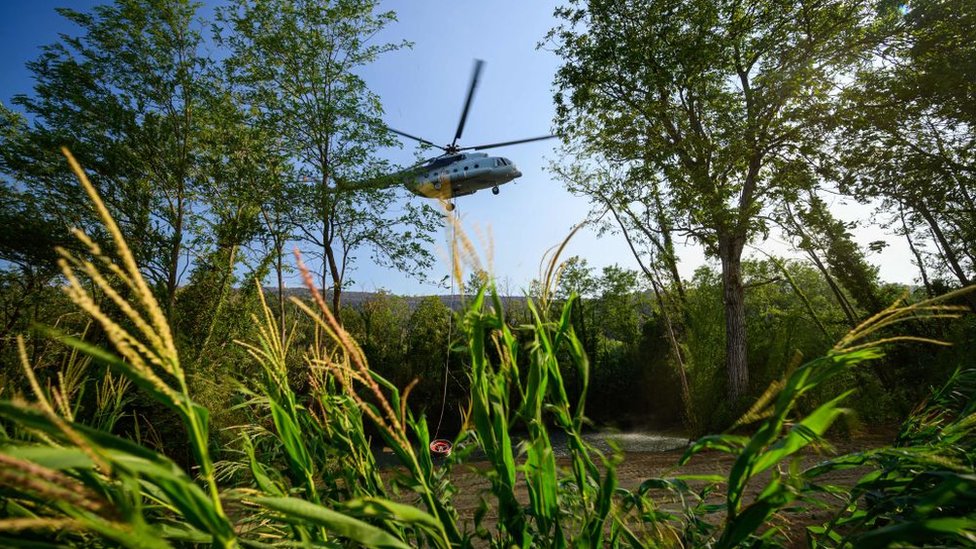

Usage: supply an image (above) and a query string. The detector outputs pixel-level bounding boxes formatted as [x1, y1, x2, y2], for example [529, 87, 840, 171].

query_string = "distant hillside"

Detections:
[270, 287, 528, 312]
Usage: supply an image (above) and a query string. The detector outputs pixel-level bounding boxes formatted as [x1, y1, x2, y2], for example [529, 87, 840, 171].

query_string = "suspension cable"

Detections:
[432, 203, 459, 441]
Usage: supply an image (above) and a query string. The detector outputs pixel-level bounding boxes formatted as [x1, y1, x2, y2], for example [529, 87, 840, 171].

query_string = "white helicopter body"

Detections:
[387, 60, 553, 208]
[405, 152, 521, 199]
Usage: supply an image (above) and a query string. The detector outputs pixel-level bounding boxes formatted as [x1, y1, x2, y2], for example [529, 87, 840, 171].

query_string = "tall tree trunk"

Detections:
[921, 210, 968, 285]
[650, 185, 687, 306]
[320, 151, 342, 321]
[899, 203, 934, 298]
[166, 196, 184, 320]
[920, 204, 976, 313]
[276, 239, 286, 342]
[607, 202, 694, 427]
[719, 233, 748, 404]
[325, 238, 342, 320]
[918, 203, 972, 286]
[806, 248, 858, 327]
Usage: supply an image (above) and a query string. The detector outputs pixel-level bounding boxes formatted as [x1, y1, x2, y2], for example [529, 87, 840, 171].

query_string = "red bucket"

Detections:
[429, 439, 453, 457]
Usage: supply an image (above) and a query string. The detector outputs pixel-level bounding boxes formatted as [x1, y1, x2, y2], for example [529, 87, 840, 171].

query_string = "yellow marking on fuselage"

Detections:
[415, 177, 452, 199]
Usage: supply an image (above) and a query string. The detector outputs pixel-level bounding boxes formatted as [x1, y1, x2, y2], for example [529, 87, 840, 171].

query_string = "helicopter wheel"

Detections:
[491, 186, 500, 195]
[446, 202, 455, 212]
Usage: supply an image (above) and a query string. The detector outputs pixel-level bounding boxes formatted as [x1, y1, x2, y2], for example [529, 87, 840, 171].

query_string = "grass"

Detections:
[1, 151, 974, 548]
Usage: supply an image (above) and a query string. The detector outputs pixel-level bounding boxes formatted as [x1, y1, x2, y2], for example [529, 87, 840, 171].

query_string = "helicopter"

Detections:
[388, 60, 555, 210]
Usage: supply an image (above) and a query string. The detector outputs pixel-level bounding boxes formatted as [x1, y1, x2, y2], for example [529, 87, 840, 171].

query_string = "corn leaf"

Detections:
[253, 496, 410, 549]
[1, 445, 93, 470]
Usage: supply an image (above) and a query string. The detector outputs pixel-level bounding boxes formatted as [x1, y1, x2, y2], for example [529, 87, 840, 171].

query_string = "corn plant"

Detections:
[619, 288, 975, 548]
[0, 150, 445, 548]
[444, 219, 621, 548]
[806, 365, 976, 547]
[213, 272, 460, 547]
[0, 150, 236, 546]
[457, 287, 621, 548]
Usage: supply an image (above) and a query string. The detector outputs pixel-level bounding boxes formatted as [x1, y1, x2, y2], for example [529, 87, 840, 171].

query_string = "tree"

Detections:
[0, 176, 75, 351]
[778, 194, 884, 323]
[216, 0, 438, 316]
[549, 0, 874, 403]
[175, 85, 269, 369]
[556, 256, 599, 359]
[551, 158, 697, 422]
[837, 0, 976, 300]
[405, 296, 453, 404]
[594, 264, 644, 348]
[358, 292, 409, 385]
[464, 269, 491, 297]
[552, 152, 687, 308]
[0, 0, 212, 319]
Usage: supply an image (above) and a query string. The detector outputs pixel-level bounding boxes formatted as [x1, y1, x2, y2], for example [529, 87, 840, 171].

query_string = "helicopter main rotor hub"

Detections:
[387, 60, 556, 166]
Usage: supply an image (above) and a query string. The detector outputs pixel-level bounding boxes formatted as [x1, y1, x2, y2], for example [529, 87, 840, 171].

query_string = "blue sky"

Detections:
[1, 1, 915, 295]
[356, 1, 649, 294]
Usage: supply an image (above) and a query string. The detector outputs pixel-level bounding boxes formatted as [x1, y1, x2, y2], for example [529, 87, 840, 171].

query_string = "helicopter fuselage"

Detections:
[404, 152, 522, 199]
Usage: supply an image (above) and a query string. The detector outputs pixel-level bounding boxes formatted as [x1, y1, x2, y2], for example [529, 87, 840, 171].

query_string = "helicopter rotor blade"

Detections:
[388, 127, 447, 151]
[461, 135, 558, 151]
[451, 59, 484, 149]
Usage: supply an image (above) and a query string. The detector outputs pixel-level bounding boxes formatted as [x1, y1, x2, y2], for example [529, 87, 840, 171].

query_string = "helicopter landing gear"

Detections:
[491, 186, 500, 195]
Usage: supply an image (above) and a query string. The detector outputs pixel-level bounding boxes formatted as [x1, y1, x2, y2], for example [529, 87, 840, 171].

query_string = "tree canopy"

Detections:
[548, 0, 886, 403]
[216, 0, 438, 314]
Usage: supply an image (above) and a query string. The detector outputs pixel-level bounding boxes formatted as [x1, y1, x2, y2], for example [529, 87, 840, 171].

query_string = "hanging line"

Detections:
[432, 202, 459, 442]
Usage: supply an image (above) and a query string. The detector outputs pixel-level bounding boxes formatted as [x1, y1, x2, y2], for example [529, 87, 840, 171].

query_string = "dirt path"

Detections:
[438, 429, 896, 545]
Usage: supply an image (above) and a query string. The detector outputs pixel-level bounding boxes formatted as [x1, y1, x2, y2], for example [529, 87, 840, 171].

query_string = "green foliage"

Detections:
[405, 296, 460, 413]
[0, 0, 218, 320]
[2, 157, 976, 549]
[620, 289, 975, 548]
[215, 0, 438, 313]
[806, 367, 976, 547]
[358, 292, 411, 385]
[837, 0, 976, 296]
[783, 194, 886, 317]
[681, 258, 889, 432]
[549, 0, 883, 402]
[553, 259, 652, 422]
[3, 1, 976, 541]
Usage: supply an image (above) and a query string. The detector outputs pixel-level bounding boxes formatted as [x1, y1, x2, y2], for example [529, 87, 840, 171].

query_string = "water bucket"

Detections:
[429, 439, 452, 457]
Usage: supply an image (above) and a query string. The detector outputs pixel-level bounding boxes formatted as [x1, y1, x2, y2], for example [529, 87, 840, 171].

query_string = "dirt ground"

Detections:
[437, 429, 897, 547]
